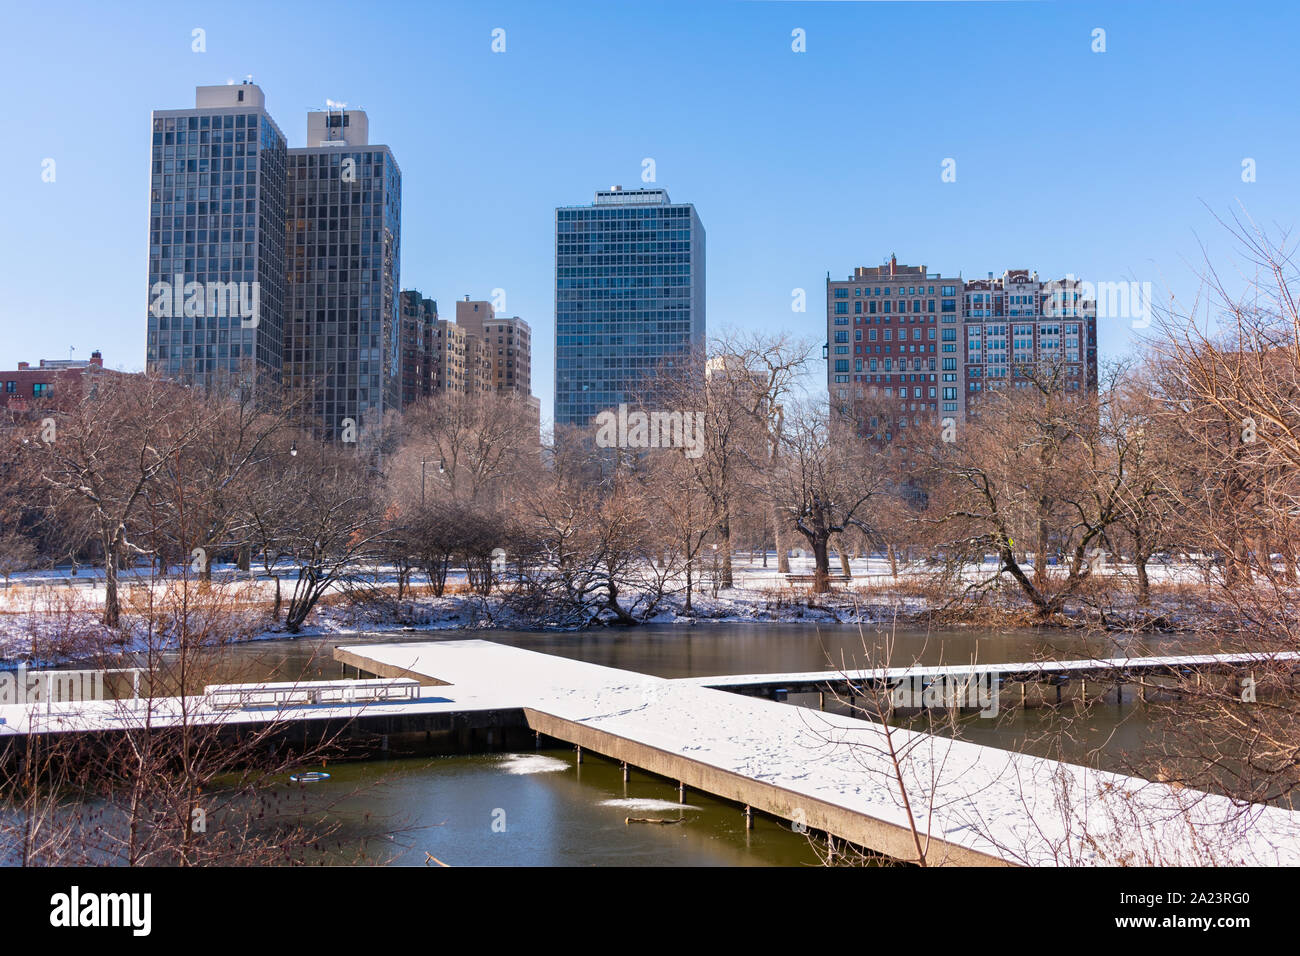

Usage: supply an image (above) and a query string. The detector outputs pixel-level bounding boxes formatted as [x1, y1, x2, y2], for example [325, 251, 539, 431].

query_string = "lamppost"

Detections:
[421, 457, 445, 507]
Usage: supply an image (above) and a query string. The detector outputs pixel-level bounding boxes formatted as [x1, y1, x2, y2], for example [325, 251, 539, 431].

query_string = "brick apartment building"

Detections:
[826, 257, 960, 441]
[396, 292, 539, 425]
[399, 290, 437, 407]
[455, 297, 532, 398]
[827, 256, 1098, 439]
[0, 351, 106, 413]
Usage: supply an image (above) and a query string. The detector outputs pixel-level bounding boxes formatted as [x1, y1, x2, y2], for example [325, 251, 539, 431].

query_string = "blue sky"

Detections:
[3, 0, 1297, 427]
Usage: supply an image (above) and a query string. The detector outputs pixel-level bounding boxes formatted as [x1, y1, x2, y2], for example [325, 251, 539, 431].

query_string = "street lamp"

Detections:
[421, 457, 445, 507]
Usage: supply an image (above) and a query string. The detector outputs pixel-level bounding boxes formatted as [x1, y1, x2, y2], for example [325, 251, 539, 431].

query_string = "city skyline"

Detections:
[5, 0, 1299, 432]
[3, 0, 1300, 890]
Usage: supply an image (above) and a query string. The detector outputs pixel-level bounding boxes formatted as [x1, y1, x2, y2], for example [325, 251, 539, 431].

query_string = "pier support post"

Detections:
[819, 691, 825, 711]
[744, 805, 753, 830]
[575, 745, 582, 765]
[622, 762, 629, 783]
[678, 781, 685, 803]
[534, 730, 540, 749]
[1021, 682, 1027, 707]
[1117, 682, 1123, 705]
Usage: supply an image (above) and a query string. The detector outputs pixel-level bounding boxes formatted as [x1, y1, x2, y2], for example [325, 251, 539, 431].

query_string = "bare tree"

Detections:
[269, 442, 388, 633]
[768, 402, 892, 592]
[922, 360, 1144, 618]
[19, 375, 213, 627]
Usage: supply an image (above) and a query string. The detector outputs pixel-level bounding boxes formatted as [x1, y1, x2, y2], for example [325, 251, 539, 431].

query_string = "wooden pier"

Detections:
[331, 640, 1300, 867]
[4, 639, 1298, 866]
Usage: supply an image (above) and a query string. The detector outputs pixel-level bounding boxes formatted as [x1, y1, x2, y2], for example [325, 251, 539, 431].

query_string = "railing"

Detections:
[203, 678, 421, 709]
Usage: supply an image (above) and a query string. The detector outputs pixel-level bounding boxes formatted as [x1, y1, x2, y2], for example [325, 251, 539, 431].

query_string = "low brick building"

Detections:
[0, 351, 105, 413]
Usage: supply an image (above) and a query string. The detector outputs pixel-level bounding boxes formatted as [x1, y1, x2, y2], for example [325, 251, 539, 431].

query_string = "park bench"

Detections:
[783, 573, 853, 586]
[203, 677, 420, 709]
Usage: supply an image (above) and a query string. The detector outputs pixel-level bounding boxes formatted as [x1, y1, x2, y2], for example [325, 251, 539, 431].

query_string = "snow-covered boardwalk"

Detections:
[674, 650, 1300, 696]
[335, 640, 1300, 867]
[0, 685, 520, 737]
[3, 639, 1296, 865]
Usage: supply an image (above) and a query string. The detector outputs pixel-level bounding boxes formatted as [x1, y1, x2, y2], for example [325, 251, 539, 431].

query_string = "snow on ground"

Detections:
[0, 554, 1254, 667]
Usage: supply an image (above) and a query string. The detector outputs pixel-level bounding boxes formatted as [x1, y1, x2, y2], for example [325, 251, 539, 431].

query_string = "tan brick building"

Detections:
[455, 297, 532, 397]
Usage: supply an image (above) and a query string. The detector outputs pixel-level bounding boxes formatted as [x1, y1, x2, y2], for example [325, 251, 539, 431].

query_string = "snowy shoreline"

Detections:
[0, 555, 1238, 667]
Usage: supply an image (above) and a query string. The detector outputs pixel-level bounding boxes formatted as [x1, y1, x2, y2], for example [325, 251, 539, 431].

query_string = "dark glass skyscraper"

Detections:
[146, 86, 402, 441]
[554, 187, 705, 428]
[285, 107, 402, 441]
[145, 83, 287, 388]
